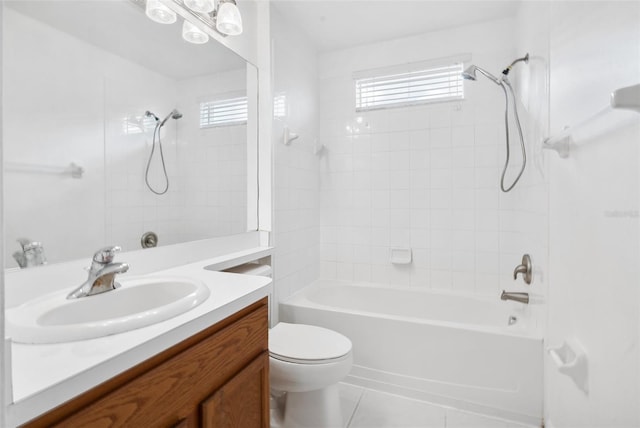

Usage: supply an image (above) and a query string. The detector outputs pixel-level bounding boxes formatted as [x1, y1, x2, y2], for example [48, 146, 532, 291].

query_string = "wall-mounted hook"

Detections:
[283, 126, 299, 145]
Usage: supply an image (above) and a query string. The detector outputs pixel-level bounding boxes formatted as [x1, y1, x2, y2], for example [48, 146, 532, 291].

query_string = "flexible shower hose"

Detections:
[499, 77, 527, 193]
[145, 122, 170, 195]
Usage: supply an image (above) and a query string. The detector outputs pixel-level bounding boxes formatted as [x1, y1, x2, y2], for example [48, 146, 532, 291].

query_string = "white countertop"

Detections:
[5, 247, 273, 427]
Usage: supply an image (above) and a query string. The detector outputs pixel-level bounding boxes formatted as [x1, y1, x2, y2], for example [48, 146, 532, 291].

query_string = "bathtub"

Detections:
[279, 279, 543, 425]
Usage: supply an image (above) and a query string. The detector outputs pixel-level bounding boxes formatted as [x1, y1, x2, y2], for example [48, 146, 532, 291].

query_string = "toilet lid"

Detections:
[269, 323, 352, 364]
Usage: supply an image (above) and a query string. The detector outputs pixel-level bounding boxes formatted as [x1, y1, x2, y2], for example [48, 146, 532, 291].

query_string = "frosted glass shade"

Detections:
[216, 1, 243, 36]
[145, 0, 177, 24]
[182, 20, 209, 44]
[184, 0, 215, 14]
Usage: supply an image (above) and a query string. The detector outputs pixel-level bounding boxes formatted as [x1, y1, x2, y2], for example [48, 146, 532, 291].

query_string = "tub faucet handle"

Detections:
[513, 254, 532, 285]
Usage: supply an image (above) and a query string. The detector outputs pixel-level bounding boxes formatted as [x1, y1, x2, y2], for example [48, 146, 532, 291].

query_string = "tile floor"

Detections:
[339, 383, 537, 428]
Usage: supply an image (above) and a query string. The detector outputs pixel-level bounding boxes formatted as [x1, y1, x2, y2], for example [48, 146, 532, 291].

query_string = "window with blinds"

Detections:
[354, 60, 465, 111]
[273, 93, 287, 119]
[200, 95, 248, 128]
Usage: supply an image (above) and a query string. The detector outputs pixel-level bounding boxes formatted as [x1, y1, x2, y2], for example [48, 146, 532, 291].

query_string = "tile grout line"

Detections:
[345, 387, 366, 428]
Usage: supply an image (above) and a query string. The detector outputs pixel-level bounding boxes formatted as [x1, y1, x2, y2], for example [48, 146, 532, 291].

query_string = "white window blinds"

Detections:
[200, 95, 248, 128]
[354, 60, 465, 111]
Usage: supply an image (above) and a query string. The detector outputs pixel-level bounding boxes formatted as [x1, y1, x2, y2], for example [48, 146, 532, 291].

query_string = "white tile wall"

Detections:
[270, 7, 320, 318]
[317, 17, 549, 307]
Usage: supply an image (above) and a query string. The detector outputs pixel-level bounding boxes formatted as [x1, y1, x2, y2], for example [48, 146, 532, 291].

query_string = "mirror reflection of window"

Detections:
[200, 94, 249, 128]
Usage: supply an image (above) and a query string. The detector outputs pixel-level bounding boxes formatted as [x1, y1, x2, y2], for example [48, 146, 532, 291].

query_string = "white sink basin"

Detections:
[6, 276, 211, 344]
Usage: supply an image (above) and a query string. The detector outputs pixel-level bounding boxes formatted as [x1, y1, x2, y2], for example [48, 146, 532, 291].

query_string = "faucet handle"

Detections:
[23, 241, 43, 251]
[17, 238, 32, 250]
[93, 246, 121, 264]
[513, 254, 532, 285]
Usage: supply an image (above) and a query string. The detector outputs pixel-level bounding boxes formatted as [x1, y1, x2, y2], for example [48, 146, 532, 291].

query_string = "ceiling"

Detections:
[5, 0, 246, 80]
[271, 0, 521, 52]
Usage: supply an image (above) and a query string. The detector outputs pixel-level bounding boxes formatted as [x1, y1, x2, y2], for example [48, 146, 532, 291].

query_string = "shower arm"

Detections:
[502, 53, 530, 76]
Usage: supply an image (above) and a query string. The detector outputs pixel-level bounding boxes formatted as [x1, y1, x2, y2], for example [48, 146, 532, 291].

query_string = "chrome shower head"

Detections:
[461, 65, 502, 85]
[159, 109, 183, 127]
[462, 65, 477, 81]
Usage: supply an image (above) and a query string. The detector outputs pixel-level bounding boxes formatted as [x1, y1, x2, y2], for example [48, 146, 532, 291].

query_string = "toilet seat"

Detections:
[269, 323, 352, 365]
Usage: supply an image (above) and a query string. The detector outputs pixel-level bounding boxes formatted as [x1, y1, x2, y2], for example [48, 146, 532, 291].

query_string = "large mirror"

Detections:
[2, 0, 258, 266]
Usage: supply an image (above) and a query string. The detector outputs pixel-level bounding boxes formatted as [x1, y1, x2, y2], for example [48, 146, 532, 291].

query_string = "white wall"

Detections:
[0, 3, 5, 423]
[316, 17, 548, 328]
[545, 1, 640, 426]
[3, 8, 249, 264]
[270, 6, 320, 321]
[3, 8, 109, 264]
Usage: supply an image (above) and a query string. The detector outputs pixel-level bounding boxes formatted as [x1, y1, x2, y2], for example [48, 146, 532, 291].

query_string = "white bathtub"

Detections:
[279, 279, 543, 425]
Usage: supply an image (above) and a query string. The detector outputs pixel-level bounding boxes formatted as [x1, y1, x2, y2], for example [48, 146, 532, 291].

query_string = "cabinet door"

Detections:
[201, 352, 269, 428]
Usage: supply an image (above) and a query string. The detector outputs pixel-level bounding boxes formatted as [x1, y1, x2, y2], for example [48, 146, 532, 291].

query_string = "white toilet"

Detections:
[269, 322, 353, 428]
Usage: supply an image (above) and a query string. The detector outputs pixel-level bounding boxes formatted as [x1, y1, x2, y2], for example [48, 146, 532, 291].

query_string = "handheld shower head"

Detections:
[461, 65, 502, 85]
[461, 65, 477, 81]
[459, 54, 530, 193]
[159, 109, 183, 127]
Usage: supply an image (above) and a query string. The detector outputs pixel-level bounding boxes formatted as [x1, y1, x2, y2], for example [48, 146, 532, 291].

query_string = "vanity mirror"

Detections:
[2, 0, 258, 266]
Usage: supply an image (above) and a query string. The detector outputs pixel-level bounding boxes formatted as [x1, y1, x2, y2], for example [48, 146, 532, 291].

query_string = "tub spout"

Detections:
[501, 290, 529, 304]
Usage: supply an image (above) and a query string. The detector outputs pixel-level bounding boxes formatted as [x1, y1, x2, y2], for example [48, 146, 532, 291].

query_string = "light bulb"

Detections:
[184, 0, 215, 14]
[216, 1, 243, 36]
[182, 20, 209, 44]
[145, 0, 177, 24]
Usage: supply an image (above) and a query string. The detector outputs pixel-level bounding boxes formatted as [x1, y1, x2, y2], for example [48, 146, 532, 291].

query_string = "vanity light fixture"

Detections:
[182, 20, 209, 44]
[145, 0, 177, 24]
[184, 0, 215, 13]
[215, 0, 243, 36]
[144, 0, 243, 43]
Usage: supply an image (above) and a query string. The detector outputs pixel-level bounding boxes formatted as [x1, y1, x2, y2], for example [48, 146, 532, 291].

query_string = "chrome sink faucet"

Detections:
[67, 246, 129, 299]
[13, 238, 47, 269]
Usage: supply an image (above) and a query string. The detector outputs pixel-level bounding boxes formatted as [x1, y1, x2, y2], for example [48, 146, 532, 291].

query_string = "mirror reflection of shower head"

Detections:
[159, 109, 183, 127]
[461, 53, 529, 193]
[144, 108, 183, 196]
[145, 110, 160, 122]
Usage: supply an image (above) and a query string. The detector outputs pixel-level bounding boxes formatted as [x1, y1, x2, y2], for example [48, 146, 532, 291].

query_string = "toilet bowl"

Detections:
[270, 322, 353, 428]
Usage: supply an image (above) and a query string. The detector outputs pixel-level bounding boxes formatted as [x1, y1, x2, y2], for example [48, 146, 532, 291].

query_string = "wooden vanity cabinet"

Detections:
[23, 298, 269, 428]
